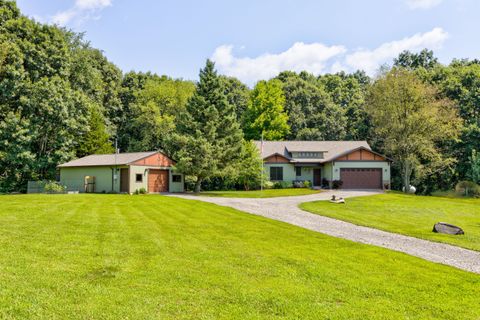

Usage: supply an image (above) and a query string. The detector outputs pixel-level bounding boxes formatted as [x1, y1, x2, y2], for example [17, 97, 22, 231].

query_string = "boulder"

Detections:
[432, 222, 464, 235]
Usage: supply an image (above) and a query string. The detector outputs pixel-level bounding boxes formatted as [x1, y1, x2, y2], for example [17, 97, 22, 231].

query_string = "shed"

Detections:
[58, 151, 184, 193]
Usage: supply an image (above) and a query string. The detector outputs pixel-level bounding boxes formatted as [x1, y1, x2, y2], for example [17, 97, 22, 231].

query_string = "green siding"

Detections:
[60, 165, 184, 194]
[60, 166, 121, 193]
[264, 164, 323, 185]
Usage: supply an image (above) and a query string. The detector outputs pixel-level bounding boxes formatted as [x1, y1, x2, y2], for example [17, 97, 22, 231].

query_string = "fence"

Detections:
[27, 181, 81, 194]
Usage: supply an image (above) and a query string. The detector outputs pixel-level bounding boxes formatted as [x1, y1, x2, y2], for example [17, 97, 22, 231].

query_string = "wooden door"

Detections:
[313, 169, 322, 186]
[148, 169, 169, 193]
[120, 168, 129, 193]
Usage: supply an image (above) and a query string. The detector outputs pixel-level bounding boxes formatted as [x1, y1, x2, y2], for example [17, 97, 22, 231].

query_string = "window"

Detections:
[172, 175, 182, 183]
[270, 167, 283, 181]
[135, 174, 143, 183]
[295, 167, 301, 177]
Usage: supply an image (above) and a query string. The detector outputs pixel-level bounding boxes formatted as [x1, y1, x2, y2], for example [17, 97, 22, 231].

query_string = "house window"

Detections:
[270, 167, 283, 181]
[295, 167, 301, 177]
[172, 175, 182, 183]
[136, 174, 143, 183]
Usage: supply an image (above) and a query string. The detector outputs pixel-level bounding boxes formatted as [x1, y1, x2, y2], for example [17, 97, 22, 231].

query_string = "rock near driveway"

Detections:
[433, 222, 464, 235]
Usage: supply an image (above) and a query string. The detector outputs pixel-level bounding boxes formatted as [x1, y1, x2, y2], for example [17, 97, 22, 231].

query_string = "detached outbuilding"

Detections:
[58, 151, 184, 193]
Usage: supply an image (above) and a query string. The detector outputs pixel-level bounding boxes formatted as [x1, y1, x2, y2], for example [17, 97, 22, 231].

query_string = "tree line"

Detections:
[0, 1, 479, 193]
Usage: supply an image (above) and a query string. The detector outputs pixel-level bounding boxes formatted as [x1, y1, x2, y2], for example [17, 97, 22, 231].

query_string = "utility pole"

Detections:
[260, 132, 264, 191]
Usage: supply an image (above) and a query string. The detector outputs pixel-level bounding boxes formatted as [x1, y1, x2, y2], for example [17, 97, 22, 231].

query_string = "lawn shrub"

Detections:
[139, 188, 147, 194]
[44, 181, 67, 194]
[273, 181, 292, 189]
[321, 178, 330, 188]
[455, 181, 480, 197]
[293, 180, 312, 188]
[332, 180, 343, 189]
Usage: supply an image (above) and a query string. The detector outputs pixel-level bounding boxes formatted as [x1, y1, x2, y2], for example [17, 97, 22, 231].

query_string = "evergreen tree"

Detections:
[77, 107, 115, 157]
[174, 60, 243, 192]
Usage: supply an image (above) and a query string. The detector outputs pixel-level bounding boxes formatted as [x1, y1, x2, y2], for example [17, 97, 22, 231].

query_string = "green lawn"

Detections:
[301, 192, 480, 251]
[198, 188, 321, 198]
[0, 195, 479, 319]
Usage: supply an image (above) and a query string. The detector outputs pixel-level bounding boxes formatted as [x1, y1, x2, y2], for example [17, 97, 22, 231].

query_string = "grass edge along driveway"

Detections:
[300, 192, 480, 251]
[0, 194, 479, 319]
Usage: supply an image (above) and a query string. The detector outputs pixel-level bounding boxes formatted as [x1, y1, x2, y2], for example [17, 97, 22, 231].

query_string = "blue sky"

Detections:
[16, 0, 480, 85]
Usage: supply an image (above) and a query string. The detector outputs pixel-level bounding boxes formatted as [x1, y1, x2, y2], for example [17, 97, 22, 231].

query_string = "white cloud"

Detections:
[406, 0, 442, 9]
[212, 28, 449, 85]
[52, 0, 112, 25]
[212, 42, 346, 85]
[345, 27, 448, 75]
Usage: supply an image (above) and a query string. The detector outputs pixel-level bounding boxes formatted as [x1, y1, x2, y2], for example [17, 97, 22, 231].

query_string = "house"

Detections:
[58, 151, 184, 193]
[255, 141, 391, 189]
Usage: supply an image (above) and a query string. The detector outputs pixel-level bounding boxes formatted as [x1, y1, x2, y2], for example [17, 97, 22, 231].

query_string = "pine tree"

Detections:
[174, 60, 243, 192]
[77, 107, 114, 157]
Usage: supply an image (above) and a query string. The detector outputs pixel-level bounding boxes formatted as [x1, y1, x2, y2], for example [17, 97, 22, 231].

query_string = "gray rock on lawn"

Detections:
[433, 222, 464, 235]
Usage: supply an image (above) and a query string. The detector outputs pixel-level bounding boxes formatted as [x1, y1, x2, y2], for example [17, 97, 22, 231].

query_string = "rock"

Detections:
[402, 185, 417, 194]
[433, 222, 464, 235]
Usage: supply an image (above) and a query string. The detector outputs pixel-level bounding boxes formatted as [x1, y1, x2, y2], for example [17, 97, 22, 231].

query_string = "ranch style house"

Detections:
[255, 141, 391, 189]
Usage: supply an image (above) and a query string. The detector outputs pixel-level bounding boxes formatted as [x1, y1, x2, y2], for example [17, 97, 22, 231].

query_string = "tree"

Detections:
[174, 60, 243, 192]
[367, 68, 461, 192]
[219, 76, 250, 120]
[234, 140, 265, 190]
[467, 149, 480, 184]
[243, 79, 290, 140]
[394, 49, 439, 70]
[77, 107, 114, 157]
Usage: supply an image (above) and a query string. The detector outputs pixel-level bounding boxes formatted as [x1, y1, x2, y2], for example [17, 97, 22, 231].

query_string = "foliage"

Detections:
[44, 181, 67, 194]
[367, 68, 461, 192]
[77, 107, 115, 157]
[394, 49, 439, 70]
[273, 181, 292, 189]
[243, 79, 290, 140]
[174, 60, 243, 192]
[332, 180, 343, 189]
[455, 181, 480, 197]
[467, 150, 480, 184]
[232, 140, 265, 191]
[134, 187, 148, 195]
[302, 192, 480, 251]
[293, 180, 311, 188]
[220, 75, 250, 120]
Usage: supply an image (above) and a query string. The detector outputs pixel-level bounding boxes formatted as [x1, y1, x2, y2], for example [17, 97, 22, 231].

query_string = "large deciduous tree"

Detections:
[367, 68, 461, 192]
[243, 79, 290, 140]
[174, 60, 243, 192]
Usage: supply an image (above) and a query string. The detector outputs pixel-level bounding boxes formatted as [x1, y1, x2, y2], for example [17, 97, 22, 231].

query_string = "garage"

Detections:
[340, 168, 382, 189]
[148, 169, 169, 193]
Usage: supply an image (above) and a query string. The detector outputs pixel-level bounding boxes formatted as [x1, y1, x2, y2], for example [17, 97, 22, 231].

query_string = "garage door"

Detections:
[148, 169, 169, 193]
[340, 168, 382, 189]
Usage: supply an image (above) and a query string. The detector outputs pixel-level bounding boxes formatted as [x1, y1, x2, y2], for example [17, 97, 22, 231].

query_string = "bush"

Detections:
[293, 180, 311, 188]
[332, 180, 343, 190]
[263, 181, 274, 189]
[44, 181, 66, 194]
[273, 181, 292, 189]
[455, 181, 480, 197]
[139, 187, 147, 194]
[321, 178, 330, 189]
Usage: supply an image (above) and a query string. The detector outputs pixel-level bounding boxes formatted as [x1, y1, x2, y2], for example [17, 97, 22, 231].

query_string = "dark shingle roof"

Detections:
[58, 152, 157, 168]
[253, 141, 371, 163]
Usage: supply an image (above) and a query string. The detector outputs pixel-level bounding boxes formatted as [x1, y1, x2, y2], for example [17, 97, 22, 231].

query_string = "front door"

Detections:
[120, 168, 129, 193]
[313, 169, 322, 187]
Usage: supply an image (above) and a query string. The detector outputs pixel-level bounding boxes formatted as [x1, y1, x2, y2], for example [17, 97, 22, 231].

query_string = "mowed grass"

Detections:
[198, 188, 321, 198]
[0, 195, 479, 319]
[301, 192, 480, 251]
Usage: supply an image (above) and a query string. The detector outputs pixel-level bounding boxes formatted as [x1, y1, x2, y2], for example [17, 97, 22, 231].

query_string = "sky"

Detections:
[15, 0, 480, 85]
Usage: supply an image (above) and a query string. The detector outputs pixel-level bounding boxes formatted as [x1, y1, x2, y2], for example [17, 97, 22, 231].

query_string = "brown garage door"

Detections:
[148, 169, 169, 193]
[340, 168, 382, 189]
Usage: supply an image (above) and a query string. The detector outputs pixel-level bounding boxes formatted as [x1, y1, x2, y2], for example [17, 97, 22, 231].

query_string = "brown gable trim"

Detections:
[329, 147, 392, 162]
[263, 153, 291, 163]
[128, 151, 176, 166]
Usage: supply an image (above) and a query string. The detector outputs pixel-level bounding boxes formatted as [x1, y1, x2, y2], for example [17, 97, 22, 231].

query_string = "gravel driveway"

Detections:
[169, 190, 480, 274]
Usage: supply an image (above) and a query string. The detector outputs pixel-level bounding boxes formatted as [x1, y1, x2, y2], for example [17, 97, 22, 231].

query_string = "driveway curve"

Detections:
[169, 190, 480, 274]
